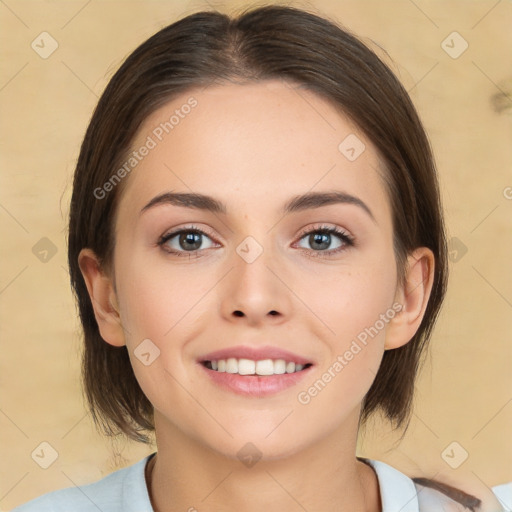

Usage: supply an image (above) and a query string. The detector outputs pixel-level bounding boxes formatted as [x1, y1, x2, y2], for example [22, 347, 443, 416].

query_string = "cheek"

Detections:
[115, 250, 213, 342]
[299, 252, 397, 398]
[114, 255, 208, 431]
[305, 252, 397, 346]
[114, 251, 214, 404]
[294, 269, 395, 431]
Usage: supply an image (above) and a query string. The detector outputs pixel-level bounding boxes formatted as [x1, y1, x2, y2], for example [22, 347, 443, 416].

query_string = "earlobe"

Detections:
[78, 248, 126, 347]
[384, 247, 435, 350]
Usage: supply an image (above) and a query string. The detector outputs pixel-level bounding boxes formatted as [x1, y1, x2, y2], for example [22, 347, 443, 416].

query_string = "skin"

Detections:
[79, 79, 434, 512]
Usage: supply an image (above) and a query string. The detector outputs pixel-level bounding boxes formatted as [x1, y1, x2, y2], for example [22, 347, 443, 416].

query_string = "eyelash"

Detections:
[157, 224, 355, 259]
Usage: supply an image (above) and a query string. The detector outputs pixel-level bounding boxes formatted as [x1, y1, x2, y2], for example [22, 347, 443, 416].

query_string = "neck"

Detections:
[146, 412, 381, 512]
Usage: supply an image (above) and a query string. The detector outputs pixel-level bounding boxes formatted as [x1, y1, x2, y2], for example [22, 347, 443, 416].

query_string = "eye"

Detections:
[157, 224, 355, 259]
[157, 225, 218, 258]
[295, 224, 354, 257]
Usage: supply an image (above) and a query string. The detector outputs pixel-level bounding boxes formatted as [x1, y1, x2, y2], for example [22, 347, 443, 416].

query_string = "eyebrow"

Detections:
[140, 190, 376, 223]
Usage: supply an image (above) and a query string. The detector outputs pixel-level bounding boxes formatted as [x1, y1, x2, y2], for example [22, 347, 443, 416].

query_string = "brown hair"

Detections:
[69, 2, 447, 456]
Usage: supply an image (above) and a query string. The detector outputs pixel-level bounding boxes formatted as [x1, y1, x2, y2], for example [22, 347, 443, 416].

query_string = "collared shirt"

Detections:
[11, 453, 511, 511]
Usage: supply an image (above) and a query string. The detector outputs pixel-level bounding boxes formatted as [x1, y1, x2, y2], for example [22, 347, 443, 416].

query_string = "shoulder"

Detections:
[413, 477, 478, 511]
[492, 483, 512, 511]
[413, 478, 511, 512]
[361, 458, 509, 512]
[11, 454, 155, 512]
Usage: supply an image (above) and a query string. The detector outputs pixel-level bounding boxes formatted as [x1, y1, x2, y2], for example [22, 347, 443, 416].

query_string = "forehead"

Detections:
[118, 79, 391, 224]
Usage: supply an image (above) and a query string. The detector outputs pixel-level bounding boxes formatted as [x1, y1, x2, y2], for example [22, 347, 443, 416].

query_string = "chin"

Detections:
[201, 427, 313, 465]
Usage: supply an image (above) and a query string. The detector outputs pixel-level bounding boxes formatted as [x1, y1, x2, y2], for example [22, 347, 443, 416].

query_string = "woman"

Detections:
[12, 5, 508, 511]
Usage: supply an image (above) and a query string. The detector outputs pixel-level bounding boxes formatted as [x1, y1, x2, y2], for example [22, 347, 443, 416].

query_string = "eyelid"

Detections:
[296, 223, 354, 241]
[158, 224, 352, 243]
[158, 224, 218, 243]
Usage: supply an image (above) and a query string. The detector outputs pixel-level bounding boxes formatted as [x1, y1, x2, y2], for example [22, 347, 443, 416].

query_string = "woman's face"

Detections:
[108, 79, 402, 459]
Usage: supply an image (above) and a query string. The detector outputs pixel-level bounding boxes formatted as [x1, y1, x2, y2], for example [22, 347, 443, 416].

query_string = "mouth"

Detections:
[201, 358, 313, 375]
[197, 345, 315, 397]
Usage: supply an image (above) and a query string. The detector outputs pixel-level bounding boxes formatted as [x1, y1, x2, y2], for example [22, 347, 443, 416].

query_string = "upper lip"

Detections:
[199, 345, 313, 366]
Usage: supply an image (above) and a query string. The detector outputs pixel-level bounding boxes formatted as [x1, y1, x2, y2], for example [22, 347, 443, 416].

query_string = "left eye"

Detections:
[295, 227, 354, 254]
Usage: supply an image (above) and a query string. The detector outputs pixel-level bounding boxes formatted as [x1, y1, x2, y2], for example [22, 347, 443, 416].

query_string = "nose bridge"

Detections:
[228, 203, 278, 268]
[234, 233, 278, 293]
[221, 231, 290, 322]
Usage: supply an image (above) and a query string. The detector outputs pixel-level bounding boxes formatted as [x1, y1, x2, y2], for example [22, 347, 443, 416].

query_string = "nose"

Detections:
[219, 242, 293, 326]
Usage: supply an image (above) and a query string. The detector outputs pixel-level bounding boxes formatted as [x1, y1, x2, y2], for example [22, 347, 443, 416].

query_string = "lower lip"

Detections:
[199, 363, 313, 397]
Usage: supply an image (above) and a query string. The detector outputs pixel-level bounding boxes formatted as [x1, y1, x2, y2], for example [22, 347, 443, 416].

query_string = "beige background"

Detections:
[1, 0, 511, 510]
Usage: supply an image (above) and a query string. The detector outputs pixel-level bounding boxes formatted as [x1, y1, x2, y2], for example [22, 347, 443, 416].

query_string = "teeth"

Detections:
[273, 359, 286, 374]
[256, 359, 274, 375]
[226, 357, 238, 373]
[238, 358, 255, 375]
[206, 358, 308, 375]
[286, 361, 296, 373]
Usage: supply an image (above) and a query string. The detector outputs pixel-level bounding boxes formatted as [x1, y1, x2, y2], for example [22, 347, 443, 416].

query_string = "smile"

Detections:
[202, 358, 312, 375]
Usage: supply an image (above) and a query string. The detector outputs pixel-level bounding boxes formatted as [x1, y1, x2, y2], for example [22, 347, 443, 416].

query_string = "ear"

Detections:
[384, 247, 435, 350]
[78, 248, 126, 347]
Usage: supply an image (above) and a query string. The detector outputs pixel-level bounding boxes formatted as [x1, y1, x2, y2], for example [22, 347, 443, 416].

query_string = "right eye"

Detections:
[158, 225, 219, 258]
